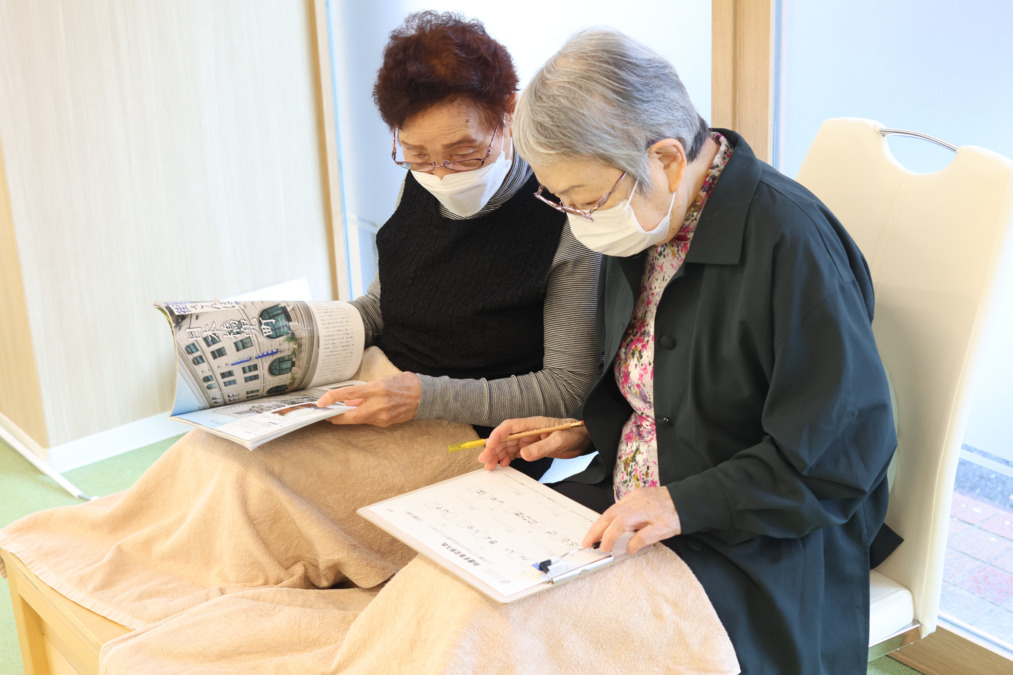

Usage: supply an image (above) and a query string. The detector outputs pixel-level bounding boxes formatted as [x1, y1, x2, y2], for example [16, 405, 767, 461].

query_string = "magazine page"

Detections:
[170, 382, 360, 450]
[155, 300, 364, 416]
[304, 301, 367, 388]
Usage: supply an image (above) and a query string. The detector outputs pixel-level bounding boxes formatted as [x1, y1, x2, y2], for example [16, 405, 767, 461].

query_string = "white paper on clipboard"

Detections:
[358, 466, 629, 603]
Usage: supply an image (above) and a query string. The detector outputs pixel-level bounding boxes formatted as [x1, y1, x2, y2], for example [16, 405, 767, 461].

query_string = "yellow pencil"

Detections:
[447, 420, 585, 452]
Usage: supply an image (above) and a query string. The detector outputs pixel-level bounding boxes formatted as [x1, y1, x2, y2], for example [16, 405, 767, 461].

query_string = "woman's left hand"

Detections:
[478, 416, 590, 470]
[315, 372, 421, 427]
[582, 486, 682, 554]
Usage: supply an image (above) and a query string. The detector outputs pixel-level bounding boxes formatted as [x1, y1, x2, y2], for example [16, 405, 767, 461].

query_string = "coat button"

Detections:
[658, 335, 676, 349]
[660, 417, 672, 426]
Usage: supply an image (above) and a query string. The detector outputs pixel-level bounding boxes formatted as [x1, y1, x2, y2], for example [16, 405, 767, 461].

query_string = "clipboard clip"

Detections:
[534, 546, 615, 585]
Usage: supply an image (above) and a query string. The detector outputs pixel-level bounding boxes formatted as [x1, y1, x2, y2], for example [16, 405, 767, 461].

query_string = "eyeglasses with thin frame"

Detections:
[533, 171, 628, 222]
[391, 125, 501, 173]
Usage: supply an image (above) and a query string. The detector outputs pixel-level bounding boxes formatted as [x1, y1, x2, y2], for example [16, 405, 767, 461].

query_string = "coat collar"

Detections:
[684, 128, 760, 266]
[615, 129, 762, 282]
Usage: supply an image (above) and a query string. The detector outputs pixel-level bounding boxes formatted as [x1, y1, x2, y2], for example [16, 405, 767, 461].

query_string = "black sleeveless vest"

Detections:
[376, 171, 565, 380]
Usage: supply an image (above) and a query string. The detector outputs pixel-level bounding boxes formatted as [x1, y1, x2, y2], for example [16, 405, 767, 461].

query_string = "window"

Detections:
[205, 383, 218, 390]
[260, 305, 292, 338]
[220, 370, 234, 378]
[234, 336, 253, 351]
[223, 379, 236, 386]
[245, 374, 259, 382]
[185, 343, 199, 354]
[210, 347, 227, 360]
[192, 355, 205, 365]
[266, 384, 289, 395]
[247, 389, 259, 396]
[203, 334, 221, 347]
[242, 364, 258, 374]
[202, 375, 214, 383]
[268, 356, 295, 376]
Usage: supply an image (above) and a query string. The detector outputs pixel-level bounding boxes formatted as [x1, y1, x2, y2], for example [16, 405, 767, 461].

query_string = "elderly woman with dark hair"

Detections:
[480, 28, 897, 673]
[317, 11, 599, 442]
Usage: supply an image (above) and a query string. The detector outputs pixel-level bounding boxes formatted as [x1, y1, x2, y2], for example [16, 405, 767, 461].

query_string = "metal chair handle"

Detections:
[879, 128, 958, 152]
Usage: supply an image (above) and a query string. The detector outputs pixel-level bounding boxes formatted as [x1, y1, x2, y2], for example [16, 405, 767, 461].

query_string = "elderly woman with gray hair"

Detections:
[480, 29, 898, 673]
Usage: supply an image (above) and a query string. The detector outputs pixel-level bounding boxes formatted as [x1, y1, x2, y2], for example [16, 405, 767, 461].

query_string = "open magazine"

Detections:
[155, 300, 365, 449]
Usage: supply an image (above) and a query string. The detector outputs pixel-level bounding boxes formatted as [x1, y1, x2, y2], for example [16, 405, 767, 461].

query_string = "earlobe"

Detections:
[668, 163, 686, 194]
[665, 150, 687, 194]
[651, 139, 686, 192]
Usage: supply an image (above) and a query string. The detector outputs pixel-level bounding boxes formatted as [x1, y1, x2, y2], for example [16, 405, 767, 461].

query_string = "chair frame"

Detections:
[797, 118, 1013, 663]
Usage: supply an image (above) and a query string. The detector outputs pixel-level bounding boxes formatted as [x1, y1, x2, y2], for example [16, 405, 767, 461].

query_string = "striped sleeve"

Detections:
[348, 277, 382, 347]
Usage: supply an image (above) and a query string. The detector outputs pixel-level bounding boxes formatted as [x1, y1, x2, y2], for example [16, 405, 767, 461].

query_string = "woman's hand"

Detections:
[582, 486, 682, 554]
[315, 372, 421, 427]
[478, 416, 591, 470]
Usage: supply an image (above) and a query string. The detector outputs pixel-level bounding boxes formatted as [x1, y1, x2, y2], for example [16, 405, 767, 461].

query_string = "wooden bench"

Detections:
[1, 549, 130, 674]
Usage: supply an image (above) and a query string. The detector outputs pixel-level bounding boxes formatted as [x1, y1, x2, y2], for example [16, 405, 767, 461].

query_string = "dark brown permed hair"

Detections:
[372, 11, 518, 130]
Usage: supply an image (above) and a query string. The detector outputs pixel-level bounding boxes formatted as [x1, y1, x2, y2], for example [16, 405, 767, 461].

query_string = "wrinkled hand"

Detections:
[315, 372, 420, 427]
[477, 416, 590, 470]
[582, 486, 682, 555]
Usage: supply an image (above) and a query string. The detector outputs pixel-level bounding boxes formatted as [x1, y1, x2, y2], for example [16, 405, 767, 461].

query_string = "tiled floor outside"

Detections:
[941, 452, 1013, 649]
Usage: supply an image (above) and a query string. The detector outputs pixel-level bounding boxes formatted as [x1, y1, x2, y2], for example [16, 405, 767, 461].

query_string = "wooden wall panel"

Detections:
[0, 0, 333, 449]
[711, 0, 775, 163]
[310, 0, 349, 302]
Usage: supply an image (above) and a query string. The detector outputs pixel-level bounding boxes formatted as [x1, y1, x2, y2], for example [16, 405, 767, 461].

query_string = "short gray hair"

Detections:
[515, 28, 709, 194]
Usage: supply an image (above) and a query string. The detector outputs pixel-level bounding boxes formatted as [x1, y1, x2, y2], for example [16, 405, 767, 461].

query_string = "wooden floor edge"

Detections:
[889, 624, 1013, 674]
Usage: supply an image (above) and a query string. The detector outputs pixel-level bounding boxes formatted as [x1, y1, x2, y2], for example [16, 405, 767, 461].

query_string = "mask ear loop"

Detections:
[623, 180, 641, 210]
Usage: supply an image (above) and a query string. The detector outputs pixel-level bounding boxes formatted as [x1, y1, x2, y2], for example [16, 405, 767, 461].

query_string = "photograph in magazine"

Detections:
[154, 300, 366, 448]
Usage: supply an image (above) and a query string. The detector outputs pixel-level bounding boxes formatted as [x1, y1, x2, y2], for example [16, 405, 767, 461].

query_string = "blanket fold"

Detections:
[101, 548, 738, 674]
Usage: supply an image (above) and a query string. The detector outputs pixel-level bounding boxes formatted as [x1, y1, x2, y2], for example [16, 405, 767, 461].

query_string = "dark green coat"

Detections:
[576, 131, 896, 674]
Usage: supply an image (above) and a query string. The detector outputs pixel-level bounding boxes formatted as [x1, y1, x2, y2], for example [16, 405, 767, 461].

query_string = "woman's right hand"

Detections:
[478, 416, 591, 470]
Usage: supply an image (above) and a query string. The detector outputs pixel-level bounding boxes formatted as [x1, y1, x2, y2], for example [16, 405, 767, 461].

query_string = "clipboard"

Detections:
[358, 467, 629, 603]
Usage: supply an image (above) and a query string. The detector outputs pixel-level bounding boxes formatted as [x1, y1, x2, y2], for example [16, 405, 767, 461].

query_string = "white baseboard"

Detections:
[49, 414, 189, 472]
[0, 411, 189, 473]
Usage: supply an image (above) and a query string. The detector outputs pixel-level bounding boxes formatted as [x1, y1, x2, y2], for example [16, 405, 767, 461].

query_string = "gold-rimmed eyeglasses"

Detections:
[533, 171, 628, 222]
[391, 125, 501, 173]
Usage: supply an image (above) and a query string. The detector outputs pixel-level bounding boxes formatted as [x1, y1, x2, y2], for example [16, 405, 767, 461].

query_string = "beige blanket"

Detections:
[100, 548, 738, 674]
[2, 346, 738, 672]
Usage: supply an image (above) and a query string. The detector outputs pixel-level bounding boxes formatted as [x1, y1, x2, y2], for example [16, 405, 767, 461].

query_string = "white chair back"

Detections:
[796, 118, 1013, 640]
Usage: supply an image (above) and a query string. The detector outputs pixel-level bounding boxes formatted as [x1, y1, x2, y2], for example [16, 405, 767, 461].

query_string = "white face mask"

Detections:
[412, 151, 511, 218]
[567, 181, 676, 256]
